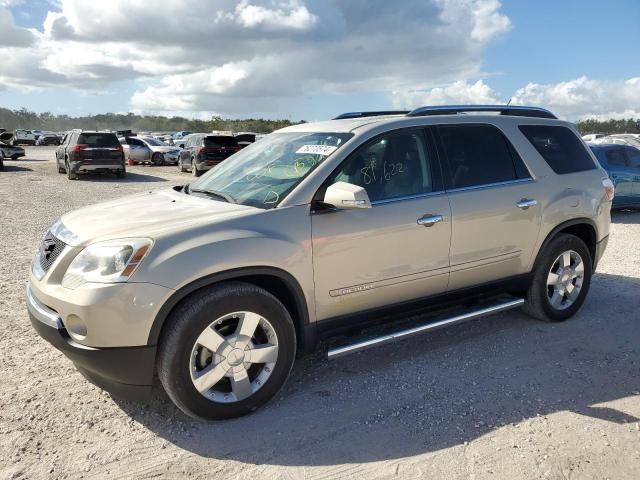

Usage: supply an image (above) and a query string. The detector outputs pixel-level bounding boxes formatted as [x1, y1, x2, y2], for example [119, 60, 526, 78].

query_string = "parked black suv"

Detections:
[178, 134, 240, 177]
[56, 131, 125, 180]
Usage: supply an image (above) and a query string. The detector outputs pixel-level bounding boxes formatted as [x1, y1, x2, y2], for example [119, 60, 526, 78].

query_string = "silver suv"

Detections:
[27, 105, 613, 420]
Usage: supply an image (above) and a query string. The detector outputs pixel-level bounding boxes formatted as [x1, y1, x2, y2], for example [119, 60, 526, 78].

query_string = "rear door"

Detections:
[623, 147, 640, 202]
[435, 124, 541, 290]
[604, 147, 634, 203]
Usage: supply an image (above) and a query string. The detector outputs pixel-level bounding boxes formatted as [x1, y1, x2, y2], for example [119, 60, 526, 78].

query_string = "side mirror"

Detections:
[323, 182, 372, 209]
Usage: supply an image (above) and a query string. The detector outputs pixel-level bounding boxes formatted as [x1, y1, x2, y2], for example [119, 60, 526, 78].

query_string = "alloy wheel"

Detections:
[546, 250, 585, 310]
[189, 311, 279, 403]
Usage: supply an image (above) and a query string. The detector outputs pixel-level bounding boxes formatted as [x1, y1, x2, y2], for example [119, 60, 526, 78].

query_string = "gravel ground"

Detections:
[1, 147, 639, 480]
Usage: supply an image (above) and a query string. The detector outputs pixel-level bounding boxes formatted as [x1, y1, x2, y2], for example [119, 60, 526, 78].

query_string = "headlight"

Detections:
[62, 238, 152, 289]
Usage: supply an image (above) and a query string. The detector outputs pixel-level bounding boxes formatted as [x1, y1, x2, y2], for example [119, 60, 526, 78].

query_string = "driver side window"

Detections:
[330, 129, 435, 203]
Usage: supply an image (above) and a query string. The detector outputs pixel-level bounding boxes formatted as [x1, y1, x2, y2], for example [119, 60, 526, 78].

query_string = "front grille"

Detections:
[39, 233, 67, 273]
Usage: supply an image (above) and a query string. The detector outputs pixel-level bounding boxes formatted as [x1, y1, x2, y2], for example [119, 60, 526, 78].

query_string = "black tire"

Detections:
[178, 158, 187, 172]
[116, 169, 126, 178]
[522, 233, 592, 322]
[157, 281, 296, 420]
[66, 160, 78, 180]
[191, 158, 201, 177]
[152, 152, 164, 166]
[57, 160, 65, 173]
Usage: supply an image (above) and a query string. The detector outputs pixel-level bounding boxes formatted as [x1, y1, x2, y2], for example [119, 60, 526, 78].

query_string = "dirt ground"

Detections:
[1, 147, 639, 480]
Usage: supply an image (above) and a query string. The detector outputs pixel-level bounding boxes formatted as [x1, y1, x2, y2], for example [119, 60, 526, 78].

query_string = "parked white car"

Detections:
[119, 136, 182, 165]
[13, 129, 37, 146]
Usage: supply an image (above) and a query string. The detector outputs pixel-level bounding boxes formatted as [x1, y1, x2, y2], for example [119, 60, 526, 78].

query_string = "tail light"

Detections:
[115, 144, 124, 153]
[602, 178, 615, 202]
[71, 144, 88, 153]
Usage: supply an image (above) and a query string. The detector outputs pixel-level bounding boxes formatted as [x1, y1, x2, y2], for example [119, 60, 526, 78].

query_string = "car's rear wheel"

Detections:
[152, 152, 164, 166]
[157, 282, 296, 420]
[178, 158, 187, 172]
[191, 158, 201, 177]
[66, 160, 78, 180]
[523, 234, 592, 322]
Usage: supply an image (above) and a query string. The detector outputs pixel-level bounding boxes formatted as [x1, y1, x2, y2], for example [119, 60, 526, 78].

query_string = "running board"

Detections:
[327, 297, 525, 359]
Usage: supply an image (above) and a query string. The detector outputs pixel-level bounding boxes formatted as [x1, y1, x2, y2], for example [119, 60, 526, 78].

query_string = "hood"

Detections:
[150, 145, 180, 153]
[0, 132, 13, 143]
[59, 188, 256, 245]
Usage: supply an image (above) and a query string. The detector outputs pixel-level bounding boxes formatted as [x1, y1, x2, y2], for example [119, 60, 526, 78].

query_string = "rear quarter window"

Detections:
[77, 133, 119, 147]
[519, 125, 596, 174]
[204, 136, 239, 148]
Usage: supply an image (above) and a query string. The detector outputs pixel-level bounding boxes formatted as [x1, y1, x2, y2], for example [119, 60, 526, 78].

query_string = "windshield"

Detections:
[142, 137, 167, 146]
[189, 132, 352, 209]
[204, 136, 238, 148]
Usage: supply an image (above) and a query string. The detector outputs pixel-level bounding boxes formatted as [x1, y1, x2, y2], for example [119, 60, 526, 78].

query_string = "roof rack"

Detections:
[406, 105, 557, 119]
[333, 111, 410, 120]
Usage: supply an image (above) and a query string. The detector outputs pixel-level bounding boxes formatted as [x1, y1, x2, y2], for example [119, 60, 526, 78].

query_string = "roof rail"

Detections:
[406, 105, 557, 119]
[333, 111, 410, 120]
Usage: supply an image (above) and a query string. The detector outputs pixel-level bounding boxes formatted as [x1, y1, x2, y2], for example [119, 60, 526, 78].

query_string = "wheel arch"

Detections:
[148, 267, 314, 352]
[537, 218, 598, 268]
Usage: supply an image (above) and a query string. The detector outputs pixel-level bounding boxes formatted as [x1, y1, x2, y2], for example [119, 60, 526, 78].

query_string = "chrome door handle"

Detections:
[516, 198, 537, 210]
[417, 214, 445, 227]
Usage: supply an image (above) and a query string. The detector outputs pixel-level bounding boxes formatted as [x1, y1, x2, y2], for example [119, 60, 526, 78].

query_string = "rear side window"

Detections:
[437, 125, 525, 189]
[204, 136, 239, 148]
[625, 147, 640, 169]
[77, 133, 119, 147]
[605, 149, 627, 167]
[519, 125, 596, 174]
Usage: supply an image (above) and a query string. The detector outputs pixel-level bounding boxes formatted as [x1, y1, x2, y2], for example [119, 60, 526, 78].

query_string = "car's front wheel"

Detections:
[523, 233, 592, 322]
[191, 158, 201, 177]
[158, 282, 296, 420]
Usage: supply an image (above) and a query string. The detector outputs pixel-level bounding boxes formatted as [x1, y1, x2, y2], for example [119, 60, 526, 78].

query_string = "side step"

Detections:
[327, 297, 525, 359]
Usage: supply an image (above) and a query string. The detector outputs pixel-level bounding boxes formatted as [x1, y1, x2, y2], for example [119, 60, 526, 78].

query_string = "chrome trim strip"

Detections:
[327, 297, 525, 359]
[446, 178, 533, 194]
[26, 284, 63, 329]
[371, 190, 446, 206]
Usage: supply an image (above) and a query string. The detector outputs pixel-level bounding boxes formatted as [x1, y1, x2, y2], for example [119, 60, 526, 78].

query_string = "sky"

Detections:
[0, 0, 638, 121]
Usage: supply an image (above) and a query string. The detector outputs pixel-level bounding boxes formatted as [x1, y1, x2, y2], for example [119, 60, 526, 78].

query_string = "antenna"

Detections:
[507, 98, 512, 106]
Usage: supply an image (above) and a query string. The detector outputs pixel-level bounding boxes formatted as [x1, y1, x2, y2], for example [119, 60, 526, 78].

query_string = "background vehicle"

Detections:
[27, 106, 611, 420]
[597, 134, 640, 149]
[172, 131, 193, 148]
[120, 136, 182, 165]
[13, 129, 36, 146]
[0, 132, 26, 160]
[589, 143, 640, 208]
[235, 132, 257, 149]
[582, 133, 606, 142]
[177, 133, 240, 176]
[56, 130, 125, 180]
[36, 133, 61, 146]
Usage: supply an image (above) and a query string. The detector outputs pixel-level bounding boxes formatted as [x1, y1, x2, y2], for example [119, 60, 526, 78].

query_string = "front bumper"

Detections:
[27, 284, 155, 399]
[594, 234, 609, 270]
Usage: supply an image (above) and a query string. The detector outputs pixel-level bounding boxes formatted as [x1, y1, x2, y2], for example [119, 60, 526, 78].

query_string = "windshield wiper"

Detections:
[188, 187, 237, 204]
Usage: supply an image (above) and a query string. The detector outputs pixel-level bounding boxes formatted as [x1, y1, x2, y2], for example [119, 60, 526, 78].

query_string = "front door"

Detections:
[312, 128, 451, 321]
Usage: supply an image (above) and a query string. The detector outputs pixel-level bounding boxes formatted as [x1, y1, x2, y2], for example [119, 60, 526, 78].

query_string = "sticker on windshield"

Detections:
[296, 145, 338, 156]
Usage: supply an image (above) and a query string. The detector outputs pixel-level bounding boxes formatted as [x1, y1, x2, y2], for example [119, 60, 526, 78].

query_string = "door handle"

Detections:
[516, 199, 537, 210]
[417, 214, 445, 227]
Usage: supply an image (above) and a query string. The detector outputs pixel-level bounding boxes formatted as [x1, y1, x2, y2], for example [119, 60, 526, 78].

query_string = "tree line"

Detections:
[0, 107, 304, 134]
[1, 106, 638, 135]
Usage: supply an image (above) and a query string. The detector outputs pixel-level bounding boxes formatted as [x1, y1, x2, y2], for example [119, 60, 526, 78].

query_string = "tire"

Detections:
[191, 158, 201, 177]
[178, 158, 187, 172]
[152, 152, 164, 166]
[157, 281, 296, 420]
[522, 234, 592, 322]
[116, 169, 126, 178]
[57, 159, 65, 174]
[66, 160, 78, 180]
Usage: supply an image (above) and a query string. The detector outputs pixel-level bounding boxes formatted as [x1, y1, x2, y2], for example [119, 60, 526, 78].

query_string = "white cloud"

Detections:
[234, 0, 318, 30]
[511, 77, 640, 120]
[0, 6, 35, 47]
[391, 76, 640, 120]
[0, 0, 512, 116]
[392, 80, 501, 109]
